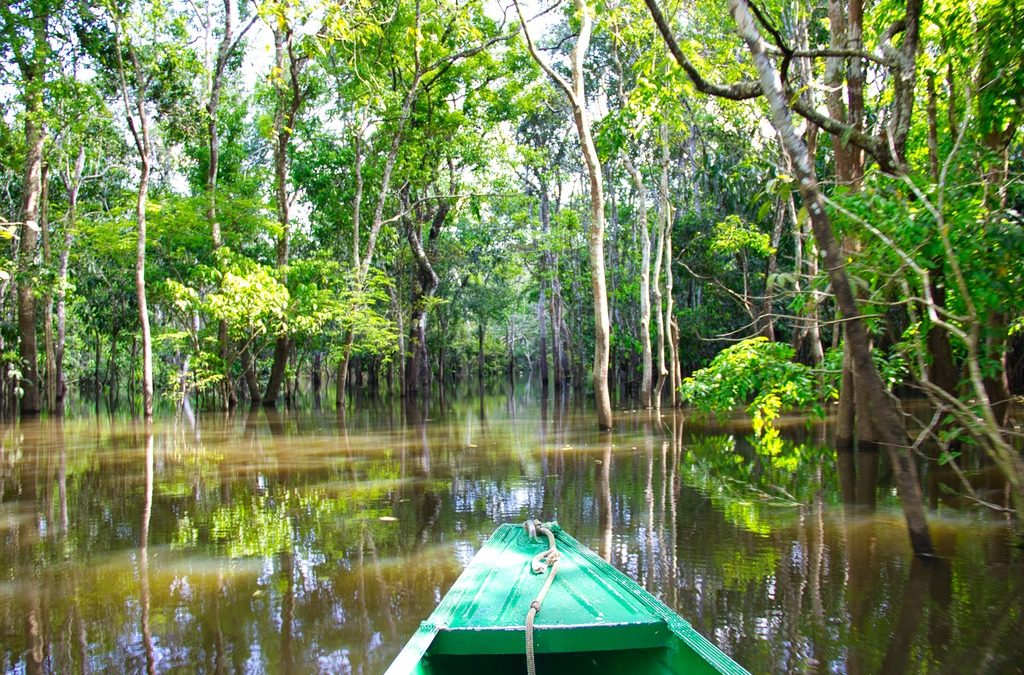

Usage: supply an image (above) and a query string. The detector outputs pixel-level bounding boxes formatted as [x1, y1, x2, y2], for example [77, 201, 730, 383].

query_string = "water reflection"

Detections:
[1, 394, 1022, 674]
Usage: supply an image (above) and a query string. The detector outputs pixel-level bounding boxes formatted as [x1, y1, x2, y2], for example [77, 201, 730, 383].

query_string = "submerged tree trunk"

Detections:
[206, 0, 249, 411]
[242, 345, 260, 406]
[17, 84, 44, 417]
[114, 21, 155, 419]
[652, 185, 668, 409]
[658, 125, 679, 407]
[404, 191, 450, 397]
[537, 182, 550, 392]
[41, 166, 56, 413]
[55, 147, 85, 416]
[516, 0, 612, 430]
[729, 0, 934, 556]
[623, 156, 653, 408]
[263, 23, 306, 407]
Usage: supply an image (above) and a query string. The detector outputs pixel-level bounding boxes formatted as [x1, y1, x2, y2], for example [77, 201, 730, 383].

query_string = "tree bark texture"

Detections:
[405, 193, 450, 397]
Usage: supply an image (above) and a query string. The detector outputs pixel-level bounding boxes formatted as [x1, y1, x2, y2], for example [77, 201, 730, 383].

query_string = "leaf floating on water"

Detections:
[379, 516, 398, 522]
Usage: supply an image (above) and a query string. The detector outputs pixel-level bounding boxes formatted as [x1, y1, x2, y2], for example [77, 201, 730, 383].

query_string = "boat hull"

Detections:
[385, 523, 748, 674]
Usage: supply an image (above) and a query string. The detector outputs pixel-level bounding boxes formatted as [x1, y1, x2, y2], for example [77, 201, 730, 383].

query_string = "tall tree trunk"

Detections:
[336, 129, 363, 410]
[757, 189, 786, 340]
[114, 22, 155, 419]
[263, 24, 306, 407]
[55, 148, 83, 416]
[387, 281, 406, 397]
[537, 182, 550, 391]
[135, 114, 154, 418]
[516, 0, 612, 430]
[983, 314, 1012, 427]
[730, 0, 934, 556]
[404, 193, 450, 397]
[652, 185, 668, 408]
[659, 125, 679, 407]
[623, 156, 653, 408]
[17, 85, 44, 417]
[93, 329, 101, 413]
[41, 165, 56, 413]
[207, 0, 246, 411]
[477, 322, 485, 383]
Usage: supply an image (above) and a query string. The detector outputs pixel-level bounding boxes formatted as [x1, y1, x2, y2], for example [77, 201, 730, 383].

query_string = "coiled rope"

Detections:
[523, 520, 561, 675]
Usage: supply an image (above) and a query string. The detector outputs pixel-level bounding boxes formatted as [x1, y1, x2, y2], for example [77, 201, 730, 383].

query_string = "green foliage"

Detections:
[681, 337, 834, 435]
[709, 215, 775, 258]
[205, 249, 289, 339]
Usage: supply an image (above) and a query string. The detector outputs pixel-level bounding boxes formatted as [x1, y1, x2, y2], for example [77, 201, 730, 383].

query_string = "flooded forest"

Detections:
[1, 0, 1023, 673]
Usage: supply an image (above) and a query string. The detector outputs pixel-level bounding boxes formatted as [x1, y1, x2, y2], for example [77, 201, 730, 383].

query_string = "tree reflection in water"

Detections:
[0, 393, 1022, 673]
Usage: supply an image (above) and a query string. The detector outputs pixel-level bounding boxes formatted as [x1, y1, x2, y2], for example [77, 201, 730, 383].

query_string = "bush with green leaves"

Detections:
[681, 337, 836, 435]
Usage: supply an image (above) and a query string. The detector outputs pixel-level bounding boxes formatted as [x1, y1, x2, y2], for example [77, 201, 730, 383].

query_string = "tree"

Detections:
[103, 0, 201, 418]
[198, 0, 256, 410]
[724, 0, 934, 556]
[260, 1, 311, 407]
[515, 0, 613, 430]
[1, 0, 52, 416]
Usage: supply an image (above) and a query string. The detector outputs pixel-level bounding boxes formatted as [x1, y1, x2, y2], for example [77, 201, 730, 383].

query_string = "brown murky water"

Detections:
[1, 391, 1022, 674]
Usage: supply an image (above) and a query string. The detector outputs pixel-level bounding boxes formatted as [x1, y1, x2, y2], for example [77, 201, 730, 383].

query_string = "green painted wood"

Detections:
[385, 523, 749, 675]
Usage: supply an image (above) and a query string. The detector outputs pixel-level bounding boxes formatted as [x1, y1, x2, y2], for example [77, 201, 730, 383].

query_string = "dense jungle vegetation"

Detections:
[1, 0, 1022, 555]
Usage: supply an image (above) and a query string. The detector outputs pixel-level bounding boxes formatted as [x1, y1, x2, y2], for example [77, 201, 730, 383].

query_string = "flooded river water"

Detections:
[1, 390, 1022, 673]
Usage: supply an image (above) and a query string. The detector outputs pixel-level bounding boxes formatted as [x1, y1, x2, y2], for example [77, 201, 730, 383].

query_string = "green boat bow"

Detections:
[385, 522, 749, 674]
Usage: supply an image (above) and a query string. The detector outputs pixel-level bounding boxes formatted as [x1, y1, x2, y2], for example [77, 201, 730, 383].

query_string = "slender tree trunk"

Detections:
[113, 24, 155, 419]
[730, 0, 934, 556]
[789, 192, 824, 367]
[758, 191, 786, 340]
[478, 322, 485, 383]
[537, 183, 550, 391]
[241, 344, 260, 405]
[336, 130, 363, 410]
[263, 24, 305, 407]
[41, 165, 57, 413]
[659, 125, 679, 407]
[93, 329, 101, 413]
[207, 0, 241, 410]
[388, 282, 406, 397]
[623, 156, 653, 408]
[537, 284, 548, 386]
[135, 126, 153, 417]
[516, 0, 611, 430]
[983, 314, 1012, 427]
[55, 156, 80, 416]
[652, 188, 668, 408]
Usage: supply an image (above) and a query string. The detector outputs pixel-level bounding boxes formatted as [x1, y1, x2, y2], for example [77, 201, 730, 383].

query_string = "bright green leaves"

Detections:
[206, 251, 290, 339]
[680, 337, 835, 435]
[709, 215, 775, 259]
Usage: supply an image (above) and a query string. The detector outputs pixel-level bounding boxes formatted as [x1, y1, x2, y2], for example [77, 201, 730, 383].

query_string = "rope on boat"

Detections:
[523, 519, 561, 675]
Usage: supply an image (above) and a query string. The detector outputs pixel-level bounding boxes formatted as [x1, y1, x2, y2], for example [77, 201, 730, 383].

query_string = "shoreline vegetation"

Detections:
[2, 0, 1022, 559]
